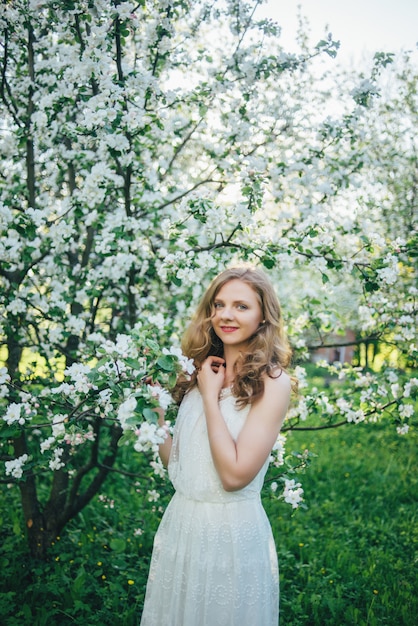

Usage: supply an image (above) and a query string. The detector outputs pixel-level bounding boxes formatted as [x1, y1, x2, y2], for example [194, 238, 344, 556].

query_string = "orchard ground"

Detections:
[1, 383, 416, 626]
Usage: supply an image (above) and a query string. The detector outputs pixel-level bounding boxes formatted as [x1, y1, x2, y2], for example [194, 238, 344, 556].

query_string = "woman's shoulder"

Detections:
[251, 369, 291, 423]
[263, 369, 292, 395]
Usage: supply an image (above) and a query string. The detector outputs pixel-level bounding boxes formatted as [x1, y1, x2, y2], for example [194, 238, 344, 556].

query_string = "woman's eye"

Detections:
[214, 302, 223, 309]
[237, 304, 248, 310]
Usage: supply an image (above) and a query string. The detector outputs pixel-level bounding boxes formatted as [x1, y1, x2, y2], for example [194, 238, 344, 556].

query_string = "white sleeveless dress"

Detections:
[140, 386, 279, 626]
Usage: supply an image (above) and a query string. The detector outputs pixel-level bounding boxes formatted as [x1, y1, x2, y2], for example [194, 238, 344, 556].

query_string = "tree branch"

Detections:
[0, 26, 22, 126]
[67, 421, 123, 521]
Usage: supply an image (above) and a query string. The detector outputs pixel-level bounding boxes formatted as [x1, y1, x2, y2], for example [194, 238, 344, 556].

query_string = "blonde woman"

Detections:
[140, 266, 293, 626]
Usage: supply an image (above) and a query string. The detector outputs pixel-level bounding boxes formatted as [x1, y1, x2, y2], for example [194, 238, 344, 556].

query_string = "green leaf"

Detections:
[72, 568, 87, 596]
[120, 416, 139, 428]
[117, 431, 135, 447]
[261, 256, 275, 269]
[143, 407, 159, 422]
[157, 355, 175, 371]
[365, 281, 379, 292]
[167, 372, 177, 388]
[0, 425, 22, 439]
[109, 538, 126, 553]
[145, 338, 159, 352]
[124, 357, 145, 372]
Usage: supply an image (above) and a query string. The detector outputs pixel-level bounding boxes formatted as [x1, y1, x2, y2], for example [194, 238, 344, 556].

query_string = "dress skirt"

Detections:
[140, 387, 279, 626]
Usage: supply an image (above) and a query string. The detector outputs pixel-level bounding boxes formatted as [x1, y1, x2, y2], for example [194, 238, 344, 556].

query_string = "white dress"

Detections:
[140, 386, 279, 626]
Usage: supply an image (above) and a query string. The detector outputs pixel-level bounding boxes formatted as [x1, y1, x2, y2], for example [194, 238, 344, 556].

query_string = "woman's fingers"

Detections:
[203, 356, 225, 368]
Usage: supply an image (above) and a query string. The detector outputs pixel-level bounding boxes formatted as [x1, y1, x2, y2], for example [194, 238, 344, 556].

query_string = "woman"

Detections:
[140, 266, 293, 626]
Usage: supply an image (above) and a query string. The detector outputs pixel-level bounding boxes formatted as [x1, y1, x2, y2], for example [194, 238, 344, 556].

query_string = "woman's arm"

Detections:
[198, 358, 291, 491]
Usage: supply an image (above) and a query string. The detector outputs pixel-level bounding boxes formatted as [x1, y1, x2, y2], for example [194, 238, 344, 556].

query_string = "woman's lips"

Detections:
[220, 326, 238, 333]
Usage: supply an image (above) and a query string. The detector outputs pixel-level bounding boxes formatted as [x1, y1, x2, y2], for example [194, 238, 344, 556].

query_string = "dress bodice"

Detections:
[168, 386, 269, 503]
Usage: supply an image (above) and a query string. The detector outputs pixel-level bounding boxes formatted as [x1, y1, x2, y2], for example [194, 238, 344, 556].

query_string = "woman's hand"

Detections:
[197, 356, 226, 400]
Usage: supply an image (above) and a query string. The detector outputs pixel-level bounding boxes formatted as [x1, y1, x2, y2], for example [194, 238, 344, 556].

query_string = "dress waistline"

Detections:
[173, 489, 261, 505]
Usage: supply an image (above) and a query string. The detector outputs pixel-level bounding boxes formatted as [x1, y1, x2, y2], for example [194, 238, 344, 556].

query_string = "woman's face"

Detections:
[211, 279, 263, 349]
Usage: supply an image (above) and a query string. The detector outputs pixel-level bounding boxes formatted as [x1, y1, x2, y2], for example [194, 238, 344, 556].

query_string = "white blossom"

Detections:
[65, 428, 96, 446]
[271, 433, 286, 466]
[398, 404, 414, 419]
[162, 346, 195, 375]
[148, 313, 166, 330]
[376, 254, 399, 285]
[283, 478, 304, 509]
[6, 298, 26, 314]
[0, 367, 10, 385]
[5, 453, 29, 479]
[40, 436, 56, 453]
[387, 371, 399, 383]
[134, 422, 167, 453]
[3, 403, 26, 426]
[49, 447, 65, 471]
[52, 414, 67, 438]
[102, 334, 138, 359]
[396, 424, 409, 435]
[293, 365, 308, 389]
[150, 458, 166, 478]
[117, 396, 137, 430]
[403, 378, 418, 398]
[147, 489, 160, 502]
[390, 383, 399, 398]
[63, 363, 95, 394]
[0, 385, 9, 399]
[147, 385, 173, 411]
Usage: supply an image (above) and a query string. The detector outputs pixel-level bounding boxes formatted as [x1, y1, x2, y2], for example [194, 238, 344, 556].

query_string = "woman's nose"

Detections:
[220, 307, 233, 319]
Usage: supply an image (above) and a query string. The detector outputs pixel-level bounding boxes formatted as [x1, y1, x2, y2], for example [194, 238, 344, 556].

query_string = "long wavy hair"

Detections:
[173, 266, 295, 407]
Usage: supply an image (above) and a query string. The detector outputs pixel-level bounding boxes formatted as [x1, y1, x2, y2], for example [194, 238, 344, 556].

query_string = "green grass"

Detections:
[265, 422, 418, 626]
[1, 422, 416, 625]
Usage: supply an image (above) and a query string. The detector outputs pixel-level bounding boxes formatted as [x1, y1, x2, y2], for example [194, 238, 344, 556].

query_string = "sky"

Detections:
[257, 0, 418, 65]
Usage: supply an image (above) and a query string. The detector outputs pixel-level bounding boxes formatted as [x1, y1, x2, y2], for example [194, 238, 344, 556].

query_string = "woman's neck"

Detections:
[222, 346, 240, 387]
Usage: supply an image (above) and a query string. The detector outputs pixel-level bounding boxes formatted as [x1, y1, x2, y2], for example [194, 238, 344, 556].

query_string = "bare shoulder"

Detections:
[250, 369, 291, 417]
[246, 369, 291, 433]
[264, 369, 292, 397]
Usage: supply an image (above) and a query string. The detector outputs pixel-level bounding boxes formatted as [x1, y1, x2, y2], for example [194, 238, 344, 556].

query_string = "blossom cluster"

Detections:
[282, 479, 304, 509]
[285, 363, 416, 436]
[5, 454, 29, 479]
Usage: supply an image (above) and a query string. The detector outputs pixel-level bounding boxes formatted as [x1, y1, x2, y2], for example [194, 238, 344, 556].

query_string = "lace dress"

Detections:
[140, 386, 279, 626]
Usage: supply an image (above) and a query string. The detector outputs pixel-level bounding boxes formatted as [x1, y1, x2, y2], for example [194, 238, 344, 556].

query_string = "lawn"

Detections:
[1, 419, 416, 625]
[267, 421, 418, 626]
